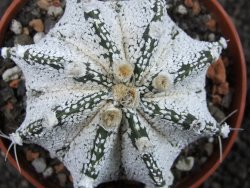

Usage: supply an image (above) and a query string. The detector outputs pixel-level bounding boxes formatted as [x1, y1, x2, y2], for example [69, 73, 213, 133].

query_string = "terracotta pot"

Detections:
[0, 0, 246, 187]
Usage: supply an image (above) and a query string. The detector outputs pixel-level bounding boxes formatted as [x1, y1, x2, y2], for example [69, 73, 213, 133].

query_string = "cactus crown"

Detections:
[1, 0, 229, 187]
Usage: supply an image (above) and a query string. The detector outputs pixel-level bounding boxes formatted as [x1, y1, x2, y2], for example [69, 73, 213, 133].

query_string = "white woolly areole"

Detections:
[219, 37, 228, 49]
[112, 84, 140, 108]
[152, 73, 173, 91]
[113, 63, 134, 83]
[220, 124, 230, 138]
[149, 21, 165, 39]
[100, 106, 122, 130]
[9, 133, 23, 146]
[16, 45, 26, 58]
[64, 62, 86, 77]
[78, 175, 94, 188]
[44, 111, 58, 129]
[1, 47, 10, 59]
[135, 137, 152, 153]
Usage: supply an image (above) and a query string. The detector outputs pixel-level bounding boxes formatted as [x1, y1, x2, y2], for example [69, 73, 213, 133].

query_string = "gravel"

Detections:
[31, 158, 47, 174]
[0, 0, 250, 188]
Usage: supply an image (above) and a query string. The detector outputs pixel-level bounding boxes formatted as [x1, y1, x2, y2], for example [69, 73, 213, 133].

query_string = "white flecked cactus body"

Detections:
[1, 0, 229, 187]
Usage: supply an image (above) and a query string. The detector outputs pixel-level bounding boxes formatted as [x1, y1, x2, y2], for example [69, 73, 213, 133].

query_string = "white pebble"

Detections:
[208, 137, 214, 143]
[33, 32, 45, 43]
[176, 5, 188, 15]
[47, 6, 63, 17]
[205, 143, 214, 156]
[208, 33, 215, 41]
[2, 66, 22, 82]
[43, 167, 53, 177]
[10, 19, 22, 35]
[57, 173, 67, 187]
[32, 158, 47, 173]
[175, 156, 194, 171]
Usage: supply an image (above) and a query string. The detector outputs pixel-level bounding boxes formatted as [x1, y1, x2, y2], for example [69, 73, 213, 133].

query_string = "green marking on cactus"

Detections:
[171, 28, 179, 40]
[134, 0, 165, 82]
[83, 125, 112, 179]
[142, 99, 220, 134]
[74, 62, 113, 87]
[54, 91, 108, 123]
[19, 119, 44, 139]
[56, 144, 70, 159]
[23, 49, 64, 70]
[202, 121, 220, 135]
[142, 153, 166, 187]
[84, 9, 121, 67]
[172, 50, 214, 84]
[141, 69, 163, 94]
[141, 99, 197, 130]
[123, 108, 149, 149]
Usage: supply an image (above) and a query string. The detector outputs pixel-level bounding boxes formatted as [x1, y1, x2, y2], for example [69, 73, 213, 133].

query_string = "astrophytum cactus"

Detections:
[0, 0, 230, 187]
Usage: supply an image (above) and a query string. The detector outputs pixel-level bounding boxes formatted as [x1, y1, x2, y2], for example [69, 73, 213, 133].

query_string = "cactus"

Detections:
[0, 0, 230, 187]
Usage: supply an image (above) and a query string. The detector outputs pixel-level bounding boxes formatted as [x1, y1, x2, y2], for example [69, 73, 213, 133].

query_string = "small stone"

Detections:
[2, 66, 22, 82]
[176, 5, 188, 15]
[43, 167, 54, 178]
[221, 90, 233, 108]
[4, 101, 14, 111]
[10, 19, 22, 35]
[0, 88, 14, 105]
[200, 157, 207, 163]
[25, 150, 40, 161]
[208, 137, 214, 143]
[9, 79, 21, 89]
[207, 58, 226, 84]
[17, 80, 26, 97]
[175, 156, 194, 171]
[29, 19, 44, 32]
[57, 173, 67, 187]
[52, 0, 61, 7]
[208, 33, 216, 41]
[22, 27, 30, 35]
[206, 18, 217, 32]
[37, 0, 50, 10]
[222, 56, 230, 67]
[211, 182, 222, 188]
[54, 163, 65, 173]
[31, 158, 47, 173]
[212, 94, 222, 105]
[69, 175, 73, 182]
[184, 0, 193, 8]
[217, 82, 229, 95]
[192, 0, 201, 15]
[47, 6, 63, 17]
[20, 180, 29, 188]
[33, 32, 45, 43]
[14, 34, 33, 45]
[205, 143, 214, 156]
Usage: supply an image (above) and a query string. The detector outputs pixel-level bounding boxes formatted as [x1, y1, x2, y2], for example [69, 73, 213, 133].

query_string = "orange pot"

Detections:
[0, 0, 247, 187]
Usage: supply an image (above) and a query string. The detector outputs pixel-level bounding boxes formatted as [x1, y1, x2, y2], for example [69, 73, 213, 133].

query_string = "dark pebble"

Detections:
[14, 34, 33, 45]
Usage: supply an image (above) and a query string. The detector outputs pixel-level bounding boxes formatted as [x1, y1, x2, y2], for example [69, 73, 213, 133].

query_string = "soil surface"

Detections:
[0, 0, 249, 188]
